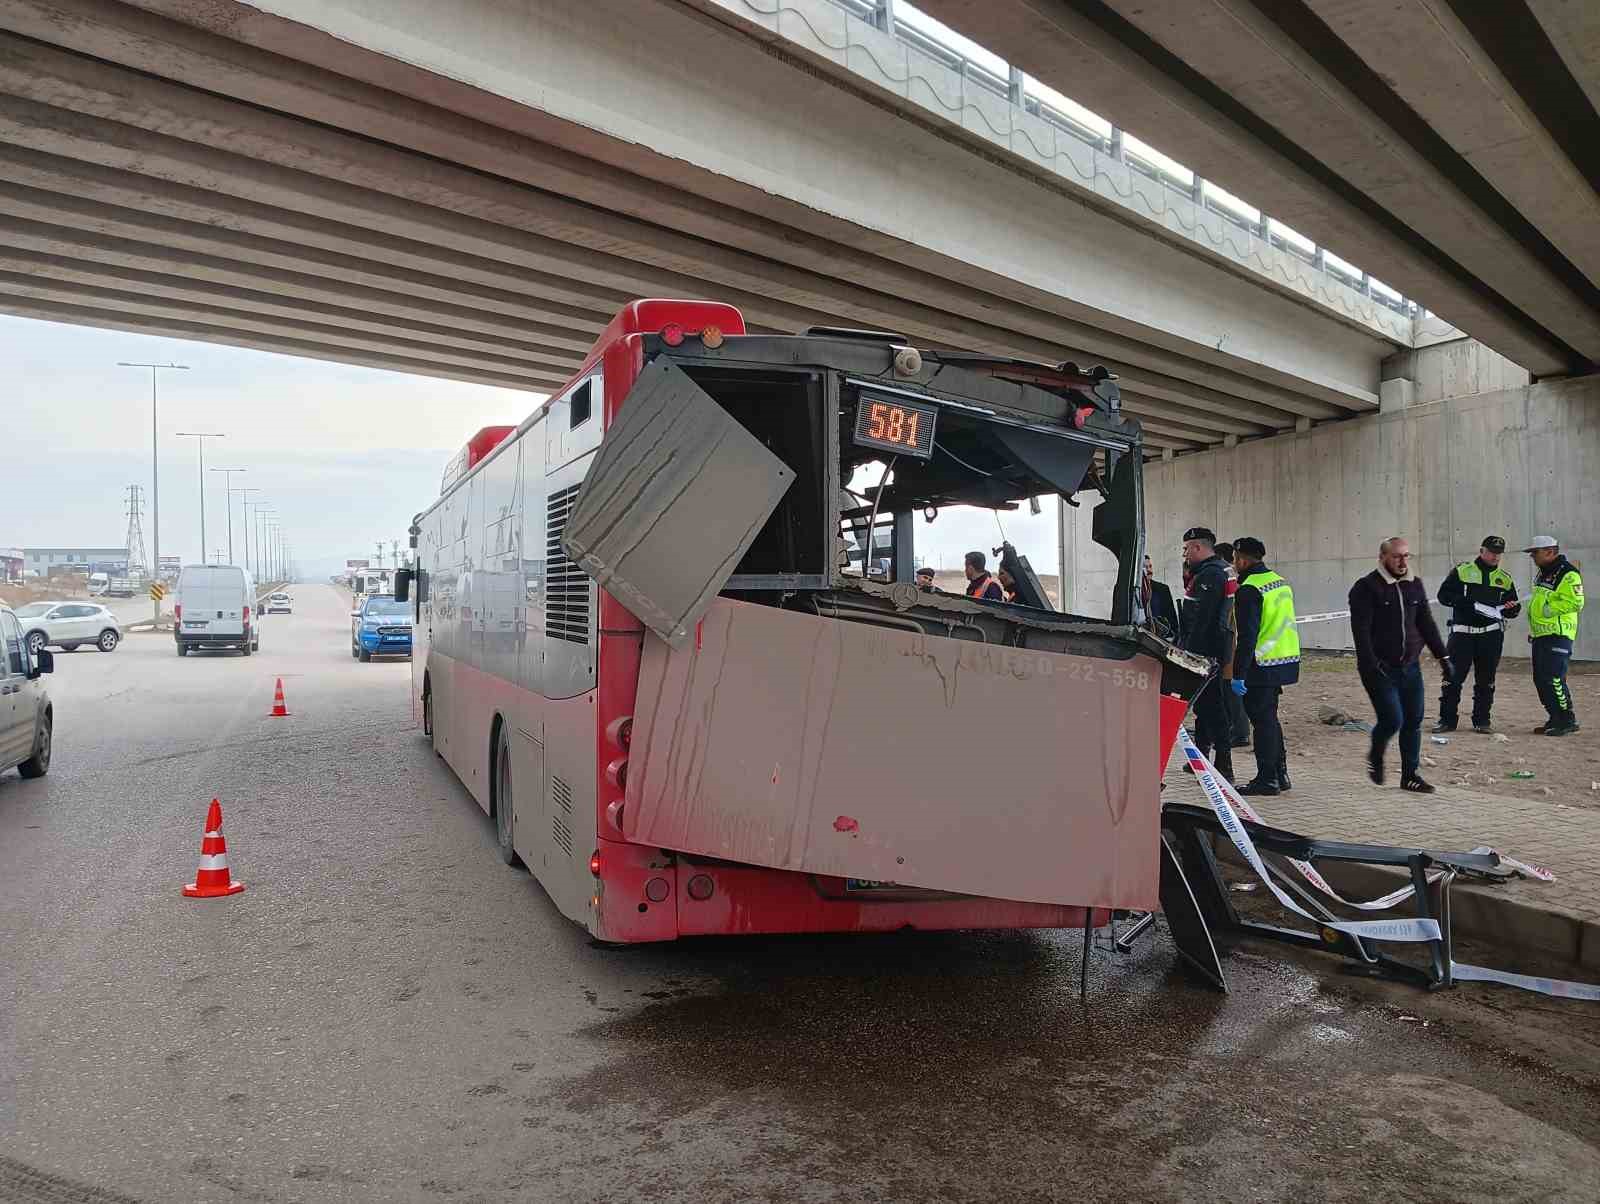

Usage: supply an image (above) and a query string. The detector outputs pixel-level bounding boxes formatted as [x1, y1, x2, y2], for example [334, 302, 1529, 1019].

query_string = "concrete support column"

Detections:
[1108, 126, 1125, 163]
[873, 0, 896, 34]
[1008, 65, 1025, 106]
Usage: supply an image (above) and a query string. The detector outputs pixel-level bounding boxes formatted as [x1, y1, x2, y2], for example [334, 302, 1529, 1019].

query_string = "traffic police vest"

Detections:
[1450, 560, 1516, 633]
[1529, 561, 1585, 640]
[1242, 570, 1301, 668]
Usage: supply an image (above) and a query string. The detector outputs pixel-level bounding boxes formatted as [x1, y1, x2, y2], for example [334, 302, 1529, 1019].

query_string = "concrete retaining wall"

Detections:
[1067, 372, 1599, 659]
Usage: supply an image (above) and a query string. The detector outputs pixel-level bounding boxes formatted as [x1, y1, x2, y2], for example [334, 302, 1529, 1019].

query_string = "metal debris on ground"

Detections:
[1430, 735, 1449, 745]
[1229, 882, 1259, 893]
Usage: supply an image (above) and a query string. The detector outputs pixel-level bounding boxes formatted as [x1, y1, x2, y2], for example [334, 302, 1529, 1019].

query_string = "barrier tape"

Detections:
[1178, 728, 1441, 942]
[1178, 726, 1599, 1001]
[1449, 962, 1600, 1001]
[1296, 610, 1351, 625]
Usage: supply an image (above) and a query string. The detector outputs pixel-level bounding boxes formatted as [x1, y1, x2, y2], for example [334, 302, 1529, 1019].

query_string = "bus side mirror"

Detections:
[395, 568, 412, 603]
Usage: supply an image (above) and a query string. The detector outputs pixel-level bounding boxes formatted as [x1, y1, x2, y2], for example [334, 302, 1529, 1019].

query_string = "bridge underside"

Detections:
[920, 0, 1600, 380]
[0, 0, 1398, 452]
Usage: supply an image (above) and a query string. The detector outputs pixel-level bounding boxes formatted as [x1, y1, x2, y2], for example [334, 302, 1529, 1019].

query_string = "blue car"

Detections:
[352, 595, 412, 662]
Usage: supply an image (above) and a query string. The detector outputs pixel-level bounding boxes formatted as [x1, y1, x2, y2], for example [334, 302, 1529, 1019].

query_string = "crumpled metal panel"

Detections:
[561, 358, 794, 648]
[624, 598, 1162, 909]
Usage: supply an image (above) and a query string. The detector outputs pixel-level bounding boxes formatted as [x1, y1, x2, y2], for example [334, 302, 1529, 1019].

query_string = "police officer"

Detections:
[1523, 535, 1585, 735]
[1434, 535, 1520, 734]
[1231, 537, 1298, 796]
[1177, 526, 1234, 783]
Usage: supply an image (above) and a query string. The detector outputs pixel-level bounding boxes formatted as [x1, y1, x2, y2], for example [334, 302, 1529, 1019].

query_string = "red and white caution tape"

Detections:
[1295, 610, 1351, 625]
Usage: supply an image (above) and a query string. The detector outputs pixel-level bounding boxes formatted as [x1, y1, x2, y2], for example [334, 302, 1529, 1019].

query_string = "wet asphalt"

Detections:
[3, 584, 1599, 1203]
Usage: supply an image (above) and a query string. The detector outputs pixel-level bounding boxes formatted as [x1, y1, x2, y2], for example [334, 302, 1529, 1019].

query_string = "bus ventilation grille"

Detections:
[546, 484, 589, 645]
[551, 774, 574, 856]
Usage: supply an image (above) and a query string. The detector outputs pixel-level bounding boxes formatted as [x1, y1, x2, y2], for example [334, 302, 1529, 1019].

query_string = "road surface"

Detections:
[3, 584, 1600, 1202]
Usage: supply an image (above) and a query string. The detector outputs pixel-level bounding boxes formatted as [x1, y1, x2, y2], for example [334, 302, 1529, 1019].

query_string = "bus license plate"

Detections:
[184, 620, 208, 628]
[845, 879, 897, 891]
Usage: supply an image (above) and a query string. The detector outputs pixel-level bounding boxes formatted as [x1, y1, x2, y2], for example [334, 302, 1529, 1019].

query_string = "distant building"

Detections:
[0, 547, 22, 581]
[24, 547, 128, 577]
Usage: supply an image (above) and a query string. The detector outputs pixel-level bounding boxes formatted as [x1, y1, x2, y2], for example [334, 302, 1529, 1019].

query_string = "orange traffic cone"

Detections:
[182, 799, 245, 898]
[269, 677, 289, 717]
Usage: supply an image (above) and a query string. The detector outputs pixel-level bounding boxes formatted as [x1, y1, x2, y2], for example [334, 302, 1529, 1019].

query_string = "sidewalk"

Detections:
[1161, 746, 1600, 969]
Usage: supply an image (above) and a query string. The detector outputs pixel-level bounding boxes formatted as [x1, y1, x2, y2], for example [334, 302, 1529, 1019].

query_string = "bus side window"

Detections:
[570, 380, 592, 429]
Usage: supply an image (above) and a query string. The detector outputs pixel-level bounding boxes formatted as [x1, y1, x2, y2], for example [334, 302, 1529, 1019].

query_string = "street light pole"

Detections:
[175, 432, 224, 568]
[118, 361, 189, 617]
[236, 489, 261, 578]
[210, 468, 246, 564]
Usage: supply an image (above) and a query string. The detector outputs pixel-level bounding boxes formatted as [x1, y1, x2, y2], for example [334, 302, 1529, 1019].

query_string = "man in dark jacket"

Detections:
[1434, 535, 1519, 733]
[1142, 554, 1179, 638]
[1177, 526, 1234, 782]
[1349, 537, 1452, 794]
[1231, 537, 1298, 796]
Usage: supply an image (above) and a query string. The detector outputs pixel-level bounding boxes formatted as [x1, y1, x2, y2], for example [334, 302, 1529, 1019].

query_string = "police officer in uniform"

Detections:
[1434, 535, 1519, 734]
[1177, 527, 1235, 783]
[1231, 537, 1299, 797]
[1523, 535, 1585, 735]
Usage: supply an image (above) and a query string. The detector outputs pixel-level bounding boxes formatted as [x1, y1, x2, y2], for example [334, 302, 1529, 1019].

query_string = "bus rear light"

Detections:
[687, 874, 714, 901]
[605, 716, 633, 749]
[174, 603, 181, 620]
[605, 758, 628, 790]
[243, 605, 250, 622]
[589, 850, 602, 877]
[660, 322, 685, 346]
[700, 325, 724, 348]
[645, 877, 670, 903]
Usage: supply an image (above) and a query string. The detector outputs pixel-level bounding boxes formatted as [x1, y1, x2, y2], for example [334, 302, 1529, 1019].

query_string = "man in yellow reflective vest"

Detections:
[1230, 537, 1299, 797]
[1523, 535, 1585, 736]
[1434, 535, 1519, 734]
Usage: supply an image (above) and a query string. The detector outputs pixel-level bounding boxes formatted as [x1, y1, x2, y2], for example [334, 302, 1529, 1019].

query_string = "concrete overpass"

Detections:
[918, 0, 1600, 379]
[0, 0, 1420, 454]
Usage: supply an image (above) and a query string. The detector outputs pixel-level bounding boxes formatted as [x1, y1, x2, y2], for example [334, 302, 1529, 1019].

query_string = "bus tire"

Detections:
[494, 722, 523, 868]
[358, 649, 372, 663]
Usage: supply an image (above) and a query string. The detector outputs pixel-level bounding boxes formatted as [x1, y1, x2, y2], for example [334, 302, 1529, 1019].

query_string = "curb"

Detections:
[1209, 835, 1600, 970]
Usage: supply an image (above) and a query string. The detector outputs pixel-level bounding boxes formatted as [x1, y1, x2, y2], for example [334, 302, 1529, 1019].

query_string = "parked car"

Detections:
[265, 591, 293, 615]
[351, 594, 412, 662]
[14, 601, 124, 654]
[175, 564, 259, 656]
[0, 603, 54, 779]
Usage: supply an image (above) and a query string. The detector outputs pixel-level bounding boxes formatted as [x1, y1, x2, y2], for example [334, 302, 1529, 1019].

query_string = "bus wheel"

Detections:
[494, 724, 523, 868]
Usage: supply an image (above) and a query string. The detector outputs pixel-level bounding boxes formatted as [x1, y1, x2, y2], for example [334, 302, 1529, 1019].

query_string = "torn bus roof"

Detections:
[624, 598, 1163, 911]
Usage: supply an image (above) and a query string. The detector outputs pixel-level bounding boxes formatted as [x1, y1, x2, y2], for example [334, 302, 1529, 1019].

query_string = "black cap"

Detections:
[1182, 526, 1216, 544]
[1235, 536, 1266, 558]
[1481, 535, 1506, 553]
[915, 566, 935, 578]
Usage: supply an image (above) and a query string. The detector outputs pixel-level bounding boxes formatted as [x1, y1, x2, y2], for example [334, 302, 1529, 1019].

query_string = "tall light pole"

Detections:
[118, 361, 188, 617]
[175, 432, 224, 567]
[236, 488, 261, 576]
[257, 507, 276, 581]
[210, 468, 246, 564]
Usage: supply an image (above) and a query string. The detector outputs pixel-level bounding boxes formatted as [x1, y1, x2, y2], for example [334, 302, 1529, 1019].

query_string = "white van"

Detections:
[174, 564, 259, 657]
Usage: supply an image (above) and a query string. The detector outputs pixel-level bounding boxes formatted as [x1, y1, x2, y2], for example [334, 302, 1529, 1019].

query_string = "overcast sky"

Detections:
[2, 315, 534, 577]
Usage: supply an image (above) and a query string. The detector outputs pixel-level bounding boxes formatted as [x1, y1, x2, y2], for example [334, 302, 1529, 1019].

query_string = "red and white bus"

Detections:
[405, 300, 1201, 943]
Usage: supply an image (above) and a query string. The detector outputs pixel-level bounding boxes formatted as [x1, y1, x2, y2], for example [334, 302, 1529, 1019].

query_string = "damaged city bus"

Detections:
[404, 299, 1207, 943]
